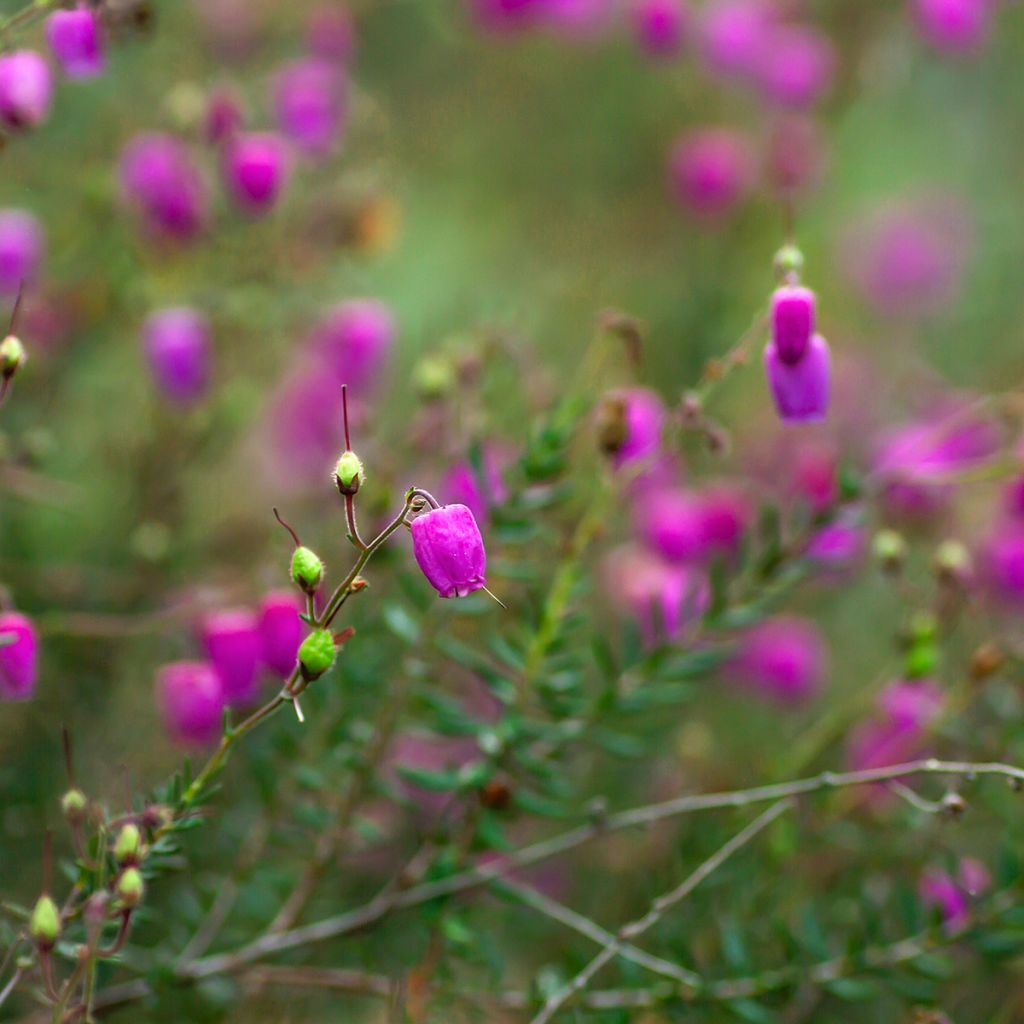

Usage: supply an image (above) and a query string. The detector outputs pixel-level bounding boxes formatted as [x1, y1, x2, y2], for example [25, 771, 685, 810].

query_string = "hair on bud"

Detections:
[61, 788, 87, 825]
[113, 823, 142, 865]
[30, 894, 60, 948]
[335, 449, 364, 495]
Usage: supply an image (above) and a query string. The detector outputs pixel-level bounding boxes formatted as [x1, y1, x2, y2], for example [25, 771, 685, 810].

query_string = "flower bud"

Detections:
[30, 894, 60, 948]
[310, 299, 395, 394]
[770, 285, 815, 365]
[872, 528, 907, 574]
[410, 503, 487, 599]
[116, 867, 145, 909]
[119, 133, 208, 241]
[773, 246, 805, 284]
[272, 58, 347, 157]
[913, 0, 989, 54]
[669, 128, 754, 219]
[0, 612, 38, 702]
[0, 335, 25, 379]
[113, 823, 142, 866]
[290, 545, 324, 594]
[631, 0, 690, 57]
[905, 642, 939, 680]
[298, 628, 336, 680]
[763, 333, 830, 423]
[934, 538, 973, 586]
[156, 661, 225, 746]
[142, 307, 211, 406]
[46, 5, 105, 80]
[334, 449, 364, 495]
[222, 131, 290, 214]
[61, 788, 87, 824]
[413, 354, 455, 400]
[0, 51, 53, 131]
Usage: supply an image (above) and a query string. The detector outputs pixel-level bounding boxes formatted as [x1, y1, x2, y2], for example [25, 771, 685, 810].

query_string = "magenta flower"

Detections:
[637, 486, 749, 563]
[847, 678, 944, 772]
[272, 58, 347, 157]
[441, 449, 509, 525]
[223, 132, 290, 214]
[982, 523, 1024, 603]
[913, 0, 989, 53]
[142, 307, 212, 406]
[727, 616, 826, 703]
[755, 24, 834, 109]
[308, 299, 395, 393]
[306, 5, 356, 62]
[604, 545, 709, 648]
[698, 0, 775, 79]
[789, 441, 838, 512]
[0, 612, 38, 701]
[0, 51, 53, 131]
[46, 5, 104, 79]
[669, 129, 754, 219]
[119, 133, 208, 241]
[763, 332, 831, 423]
[631, 0, 689, 56]
[411, 503, 487, 599]
[258, 590, 304, 678]
[873, 406, 999, 518]
[843, 196, 971, 318]
[770, 285, 815, 365]
[920, 859, 988, 932]
[156, 661, 225, 746]
[200, 609, 262, 705]
[605, 387, 665, 471]
[805, 519, 866, 573]
[0, 209, 44, 295]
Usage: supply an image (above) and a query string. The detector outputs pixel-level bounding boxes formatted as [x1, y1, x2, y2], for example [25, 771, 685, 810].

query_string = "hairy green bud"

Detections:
[30, 894, 60, 948]
[773, 244, 804, 283]
[60, 788, 87, 824]
[871, 529, 907, 573]
[113, 823, 142, 865]
[0, 335, 25, 379]
[334, 450, 364, 496]
[298, 628, 336, 681]
[116, 868, 145, 909]
[290, 546, 324, 595]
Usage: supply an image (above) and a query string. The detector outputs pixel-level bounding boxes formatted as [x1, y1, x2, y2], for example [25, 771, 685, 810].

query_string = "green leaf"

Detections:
[727, 998, 779, 1023]
[823, 978, 880, 1001]
[397, 765, 461, 793]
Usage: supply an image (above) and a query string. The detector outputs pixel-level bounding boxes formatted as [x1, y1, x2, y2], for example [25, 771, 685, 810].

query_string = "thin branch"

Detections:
[529, 799, 793, 1024]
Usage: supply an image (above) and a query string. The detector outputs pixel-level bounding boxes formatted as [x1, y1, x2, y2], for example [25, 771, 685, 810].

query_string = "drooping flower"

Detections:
[770, 285, 815, 365]
[258, 590, 304, 678]
[0, 209, 44, 295]
[308, 299, 395, 394]
[763, 332, 831, 423]
[603, 545, 709, 648]
[156, 661, 225, 746]
[441, 448, 509, 525]
[0, 51, 53, 131]
[119, 133, 209, 241]
[727, 616, 826, 703]
[754, 24, 834, 108]
[46, 5, 104, 79]
[411, 503, 487, 599]
[636, 486, 750, 563]
[912, 0, 989, 53]
[200, 609, 262, 705]
[982, 523, 1024, 603]
[600, 387, 665, 471]
[669, 129, 754, 219]
[631, 0, 689, 56]
[222, 132, 290, 214]
[142, 307, 212, 406]
[0, 612, 38, 701]
[272, 58, 347, 157]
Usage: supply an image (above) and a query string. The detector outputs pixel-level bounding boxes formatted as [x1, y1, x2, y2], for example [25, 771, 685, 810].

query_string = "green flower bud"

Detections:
[113, 823, 142, 865]
[934, 539, 973, 586]
[298, 628, 336, 681]
[773, 244, 804, 283]
[905, 642, 939, 680]
[29, 894, 60, 948]
[413, 354, 455, 401]
[60, 788, 87, 824]
[290, 546, 324, 595]
[0, 335, 25, 379]
[334, 450, 364, 496]
[908, 610, 939, 645]
[872, 529, 907, 574]
[116, 867, 145, 909]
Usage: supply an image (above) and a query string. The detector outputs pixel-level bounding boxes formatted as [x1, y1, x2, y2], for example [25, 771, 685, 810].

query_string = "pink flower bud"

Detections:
[669, 129, 754, 219]
[142, 307, 212, 406]
[46, 5, 104, 80]
[258, 590, 304, 678]
[755, 25, 834, 109]
[200, 609, 262, 705]
[913, 0, 989, 53]
[119, 133, 208, 241]
[0, 51, 53, 131]
[156, 661, 224, 746]
[631, 0, 689, 56]
[411, 503, 487, 599]
[223, 132, 290, 213]
[204, 87, 244, 145]
[727, 616, 826, 703]
[308, 299, 395, 393]
[272, 58, 347, 157]
[770, 285, 815, 365]
[763, 333, 830, 423]
[0, 612, 38, 701]
[0, 209, 44, 295]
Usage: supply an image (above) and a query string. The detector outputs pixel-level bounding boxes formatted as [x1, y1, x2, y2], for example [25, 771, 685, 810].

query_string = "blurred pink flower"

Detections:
[727, 616, 826, 704]
[669, 128, 755, 219]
